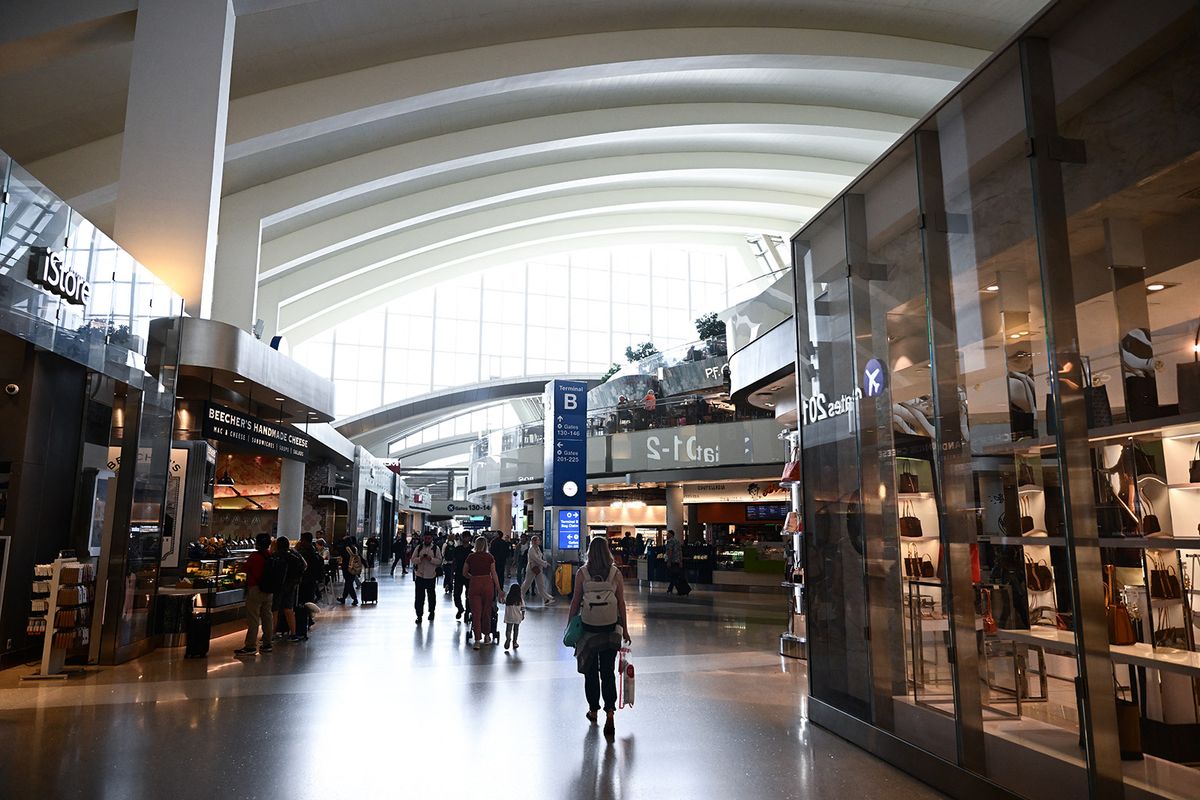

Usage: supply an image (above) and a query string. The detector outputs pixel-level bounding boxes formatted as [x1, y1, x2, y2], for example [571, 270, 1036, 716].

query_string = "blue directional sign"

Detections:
[557, 508, 582, 550]
[863, 358, 887, 398]
[545, 379, 587, 507]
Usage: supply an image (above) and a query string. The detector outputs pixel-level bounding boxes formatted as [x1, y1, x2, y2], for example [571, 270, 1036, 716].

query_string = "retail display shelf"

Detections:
[1166, 483, 1200, 490]
[1017, 486, 1045, 495]
[980, 536, 1068, 547]
[897, 492, 936, 500]
[1087, 411, 1200, 443]
[995, 628, 1200, 678]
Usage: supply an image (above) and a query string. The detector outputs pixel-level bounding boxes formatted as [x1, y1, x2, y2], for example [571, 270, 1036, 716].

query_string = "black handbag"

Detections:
[1025, 555, 1054, 592]
[1190, 443, 1200, 484]
[899, 501, 923, 538]
[919, 554, 937, 578]
[898, 468, 919, 494]
[1149, 557, 1181, 600]
[903, 545, 921, 578]
[1019, 496, 1035, 534]
[1017, 461, 1036, 487]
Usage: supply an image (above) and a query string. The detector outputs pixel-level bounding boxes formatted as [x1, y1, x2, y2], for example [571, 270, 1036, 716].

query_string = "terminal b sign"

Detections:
[544, 379, 587, 507]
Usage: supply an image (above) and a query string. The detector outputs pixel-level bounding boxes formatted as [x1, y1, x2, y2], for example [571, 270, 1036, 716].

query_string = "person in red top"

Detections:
[235, 534, 275, 656]
[462, 536, 502, 650]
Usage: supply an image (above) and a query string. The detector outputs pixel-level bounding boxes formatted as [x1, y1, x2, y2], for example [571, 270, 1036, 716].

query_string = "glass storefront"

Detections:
[793, 2, 1200, 798]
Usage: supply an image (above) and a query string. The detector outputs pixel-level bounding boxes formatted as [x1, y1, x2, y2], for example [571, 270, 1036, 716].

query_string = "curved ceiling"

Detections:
[1, 0, 1047, 344]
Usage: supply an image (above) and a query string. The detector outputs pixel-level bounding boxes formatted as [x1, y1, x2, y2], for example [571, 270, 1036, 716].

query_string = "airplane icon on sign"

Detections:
[863, 359, 886, 397]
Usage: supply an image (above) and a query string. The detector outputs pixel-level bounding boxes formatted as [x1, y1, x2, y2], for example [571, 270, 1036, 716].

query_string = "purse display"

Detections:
[1153, 607, 1188, 649]
[1179, 319, 1200, 415]
[898, 467, 920, 494]
[1025, 555, 1053, 593]
[1190, 442, 1200, 484]
[903, 545, 921, 579]
[1019, 496, 1035, 534]
[1148, 556, 1181, 600]
[899, 501, 923, 538]
[781, 460, 801, 484]
[981, 590, 997, 635]
[1105, 566, 1138, 646]
[1137, 488, 1161, 535]
[1017, 460, 1036, 487]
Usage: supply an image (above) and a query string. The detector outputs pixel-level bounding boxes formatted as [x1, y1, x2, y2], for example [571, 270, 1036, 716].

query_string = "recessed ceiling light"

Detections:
[275, 397, 286, 402]
[1009, 333, 1021, 340]
[985, 284, 1000, 292]
[233, 378, 246, 384]
[1018, 330, 1029, 336]
[1147, 283, 1166, 292]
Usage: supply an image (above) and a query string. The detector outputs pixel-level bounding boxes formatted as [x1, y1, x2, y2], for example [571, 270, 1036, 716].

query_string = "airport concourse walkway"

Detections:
[0, 577, 944, 800]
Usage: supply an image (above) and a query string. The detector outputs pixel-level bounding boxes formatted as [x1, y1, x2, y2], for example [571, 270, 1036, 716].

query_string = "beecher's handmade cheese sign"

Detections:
[203, 403, 309, 461]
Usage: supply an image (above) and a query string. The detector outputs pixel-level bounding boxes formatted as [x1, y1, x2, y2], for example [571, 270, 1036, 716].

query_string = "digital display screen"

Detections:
[745, 503, 788, 521]
[557, 508, 582, 549]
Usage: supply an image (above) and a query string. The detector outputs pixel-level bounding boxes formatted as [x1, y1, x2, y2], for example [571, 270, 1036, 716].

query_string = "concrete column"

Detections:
[491, 492, 513, 535]
[278, 458, 305, 540]
[113, 0, 235, 315]
[665, 483, 685, 538]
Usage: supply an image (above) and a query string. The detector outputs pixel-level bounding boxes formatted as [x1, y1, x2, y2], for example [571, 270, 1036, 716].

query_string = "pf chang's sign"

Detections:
[28, 247, 91, 305]
[203, 402, 309, 461]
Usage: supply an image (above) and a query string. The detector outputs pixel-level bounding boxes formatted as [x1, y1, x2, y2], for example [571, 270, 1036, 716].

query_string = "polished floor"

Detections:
[0, 575, 944, 800]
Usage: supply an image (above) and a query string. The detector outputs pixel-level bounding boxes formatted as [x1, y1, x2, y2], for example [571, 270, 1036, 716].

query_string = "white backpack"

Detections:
[580, 566, 619, 627]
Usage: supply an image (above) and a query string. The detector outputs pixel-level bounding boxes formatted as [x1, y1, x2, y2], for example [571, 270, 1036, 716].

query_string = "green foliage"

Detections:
[624, 341, 659, 362]
[599, 363, 622, 383]
[694, 312, 724, 340]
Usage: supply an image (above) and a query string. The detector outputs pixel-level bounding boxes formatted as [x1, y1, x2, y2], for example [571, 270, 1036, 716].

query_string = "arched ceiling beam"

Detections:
[274, 213, 790, 340]
[264, 187, 812, 293]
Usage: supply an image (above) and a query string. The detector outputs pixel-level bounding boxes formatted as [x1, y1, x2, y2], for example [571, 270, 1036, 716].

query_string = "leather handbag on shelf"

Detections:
[1148, 556, 1181, 600]
[781, 460, 801, 484]
[1106, 566, 1138, 646]
[1137, 489, 1161, 535]
[1153, 607, 1188, 649]
[899, 501, 924, 538]
[898, 466, 920, 494]
[1190, 442, 1200, 484]
[1019, 496, 1036, 534]
[981, 590, 998, 635]
[903, 546, 921, 579]
[919, 554, 937, 579]
[1017, 460, 1036, 487]
[1025, 555, 1054, 593]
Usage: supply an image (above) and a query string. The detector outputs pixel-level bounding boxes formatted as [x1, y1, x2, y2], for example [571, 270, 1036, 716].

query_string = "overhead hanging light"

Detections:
[216, 470, 236, 487]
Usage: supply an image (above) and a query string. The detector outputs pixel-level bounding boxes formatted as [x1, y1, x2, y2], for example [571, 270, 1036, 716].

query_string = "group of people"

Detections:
[235, 531, 326, 656]
[234, 525, 637, 738]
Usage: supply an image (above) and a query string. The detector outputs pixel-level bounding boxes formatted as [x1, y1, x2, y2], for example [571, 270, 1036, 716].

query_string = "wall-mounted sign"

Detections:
[863, 359, 886, 397]
[28, 247, 91, 306]
[545, 379, 587, 506]
[681, 480, 789, 504]
[557, 508, 582, 549]
[433, 500, 488, 515]
[202, 402, 309, 461]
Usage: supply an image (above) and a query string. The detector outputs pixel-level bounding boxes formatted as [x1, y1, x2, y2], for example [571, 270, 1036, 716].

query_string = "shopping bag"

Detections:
[619, 648, 635, 709]
[562, 613, 584, 647]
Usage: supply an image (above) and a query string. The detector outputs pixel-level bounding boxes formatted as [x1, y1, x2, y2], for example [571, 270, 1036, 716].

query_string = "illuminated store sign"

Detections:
[28, 247, 91, 306]
[202, 403, 309, 461]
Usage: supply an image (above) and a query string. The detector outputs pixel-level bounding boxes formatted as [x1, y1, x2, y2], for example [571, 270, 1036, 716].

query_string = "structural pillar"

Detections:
[114, 0, 235, 316]
[491, 492, 513, 535]
[527, 488, 545, 535]
[278, 458, 305, 540]
[665, 484, 685, 539]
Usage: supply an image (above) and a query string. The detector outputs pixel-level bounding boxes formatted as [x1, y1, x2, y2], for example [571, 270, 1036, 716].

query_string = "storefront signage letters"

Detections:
[28, 247, 91, 306]
[202, 403, 309, 461]
[801, 388, 862, 426]
[646, 433, 720, 463]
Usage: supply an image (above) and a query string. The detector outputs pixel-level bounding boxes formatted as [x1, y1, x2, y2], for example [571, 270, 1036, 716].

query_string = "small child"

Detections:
[503, 583, 525, 650]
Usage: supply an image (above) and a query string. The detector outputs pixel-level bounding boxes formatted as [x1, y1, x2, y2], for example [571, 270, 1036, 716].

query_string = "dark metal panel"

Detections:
[1019, 36, 1124, 800]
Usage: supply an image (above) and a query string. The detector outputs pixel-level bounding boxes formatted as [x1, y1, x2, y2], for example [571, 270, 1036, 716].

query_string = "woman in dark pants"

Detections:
[569, 536, 631, 737]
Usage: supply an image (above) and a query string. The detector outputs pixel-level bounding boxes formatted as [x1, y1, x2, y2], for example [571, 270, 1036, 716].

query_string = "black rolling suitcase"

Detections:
[185, 593, 212, 658]
[360, 562, 378, 605]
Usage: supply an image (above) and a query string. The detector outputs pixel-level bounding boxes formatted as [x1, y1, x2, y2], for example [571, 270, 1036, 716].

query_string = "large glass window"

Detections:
[294, 245, 734, 418]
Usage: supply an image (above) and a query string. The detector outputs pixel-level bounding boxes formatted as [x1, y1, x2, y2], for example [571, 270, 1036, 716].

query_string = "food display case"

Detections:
[169, 548, 254, 608]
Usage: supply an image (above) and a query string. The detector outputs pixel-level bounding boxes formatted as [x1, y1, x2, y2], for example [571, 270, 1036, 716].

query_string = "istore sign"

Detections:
[28, 247, 91, 306]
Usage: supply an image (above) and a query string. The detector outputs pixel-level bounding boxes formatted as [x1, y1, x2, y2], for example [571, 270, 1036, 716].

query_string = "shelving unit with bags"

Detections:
[21, 554, 97, 681]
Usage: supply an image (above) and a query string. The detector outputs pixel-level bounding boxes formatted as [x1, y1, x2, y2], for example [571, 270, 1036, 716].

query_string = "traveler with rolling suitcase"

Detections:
[360, 558, 379, 605]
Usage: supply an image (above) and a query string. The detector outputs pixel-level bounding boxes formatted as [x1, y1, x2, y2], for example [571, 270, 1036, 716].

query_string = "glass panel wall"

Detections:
[793, 3, 1200, 798]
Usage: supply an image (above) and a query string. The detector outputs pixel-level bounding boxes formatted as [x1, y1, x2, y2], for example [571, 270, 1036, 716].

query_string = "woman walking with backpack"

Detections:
[568, 537, 630, 737]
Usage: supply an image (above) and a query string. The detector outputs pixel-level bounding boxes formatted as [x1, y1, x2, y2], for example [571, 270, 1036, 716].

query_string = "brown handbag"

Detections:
[781, 461, 801, 483]
[981, 590, 997, 635]
[903, 545, 921, 578]
[1106, 566, 1137, 646]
